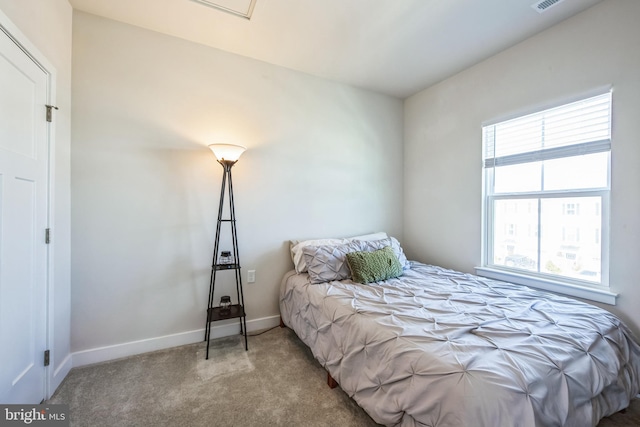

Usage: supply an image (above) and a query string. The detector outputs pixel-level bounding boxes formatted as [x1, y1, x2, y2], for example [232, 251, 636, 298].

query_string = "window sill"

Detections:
[474, 266, 617, 305]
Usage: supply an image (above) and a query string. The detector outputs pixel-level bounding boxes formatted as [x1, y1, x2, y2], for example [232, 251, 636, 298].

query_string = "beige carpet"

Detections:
[49, 327, 640, 426]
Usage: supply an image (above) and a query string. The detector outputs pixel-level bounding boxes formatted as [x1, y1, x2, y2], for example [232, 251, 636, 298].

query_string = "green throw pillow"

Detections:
[346, 246, 403, 284]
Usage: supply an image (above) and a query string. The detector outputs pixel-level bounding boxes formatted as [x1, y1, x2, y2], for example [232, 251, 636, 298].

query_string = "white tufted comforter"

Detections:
[279, 262, 640, 427]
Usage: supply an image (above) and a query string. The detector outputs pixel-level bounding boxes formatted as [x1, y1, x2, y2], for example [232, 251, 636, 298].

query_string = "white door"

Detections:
[0, 27, 49, 404]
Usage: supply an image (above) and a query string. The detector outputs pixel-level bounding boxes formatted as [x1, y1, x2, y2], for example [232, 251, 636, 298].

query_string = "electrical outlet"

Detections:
[247, 270, 256, 283]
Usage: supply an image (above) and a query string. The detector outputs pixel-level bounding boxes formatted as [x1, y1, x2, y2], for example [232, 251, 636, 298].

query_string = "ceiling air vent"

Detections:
[531, 0, 566, 13]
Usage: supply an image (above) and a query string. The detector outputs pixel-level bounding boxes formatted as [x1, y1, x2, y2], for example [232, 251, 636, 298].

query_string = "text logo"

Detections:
[0, 405, 69, 427]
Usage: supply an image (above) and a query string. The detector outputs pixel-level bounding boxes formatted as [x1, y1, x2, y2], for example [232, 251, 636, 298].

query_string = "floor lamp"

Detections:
[204, 143, 248, 359]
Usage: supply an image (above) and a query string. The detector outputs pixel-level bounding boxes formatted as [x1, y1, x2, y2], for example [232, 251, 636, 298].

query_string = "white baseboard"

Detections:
[72, 315, 280, 368]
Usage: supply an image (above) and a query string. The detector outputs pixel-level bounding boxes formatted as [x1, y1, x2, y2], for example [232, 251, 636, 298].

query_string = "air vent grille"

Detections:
[531, 0, 565, 13]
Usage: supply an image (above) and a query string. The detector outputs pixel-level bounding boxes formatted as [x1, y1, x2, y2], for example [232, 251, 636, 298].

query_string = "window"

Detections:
[480, 92, 611, 294]
[563, 203, 578, 215]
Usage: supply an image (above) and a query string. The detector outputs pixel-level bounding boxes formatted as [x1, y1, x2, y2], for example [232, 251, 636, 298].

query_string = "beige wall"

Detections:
[404, 0, 640, 335]
[0, 0, 73, 392]
[71, 12, 404, 353]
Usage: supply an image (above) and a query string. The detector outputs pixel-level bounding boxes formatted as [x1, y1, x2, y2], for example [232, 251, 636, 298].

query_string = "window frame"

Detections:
[477, 91, 616, 305]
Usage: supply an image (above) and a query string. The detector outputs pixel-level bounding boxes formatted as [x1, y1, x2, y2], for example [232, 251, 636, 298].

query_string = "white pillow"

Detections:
[348, 232, 388, 242]
[290, 238, 347, 274]
[289, 232, 388, 273]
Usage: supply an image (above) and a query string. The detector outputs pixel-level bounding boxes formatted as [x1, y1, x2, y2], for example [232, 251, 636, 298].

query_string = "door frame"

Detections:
[0, 9, 57, 401]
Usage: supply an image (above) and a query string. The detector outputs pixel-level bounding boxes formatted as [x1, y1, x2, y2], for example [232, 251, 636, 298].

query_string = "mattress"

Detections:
[279, 261, 640, 427]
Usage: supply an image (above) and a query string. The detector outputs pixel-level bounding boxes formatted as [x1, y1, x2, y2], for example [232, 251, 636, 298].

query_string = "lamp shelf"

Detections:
[207, 304, 245, 322]
[214, 263, 240, 271]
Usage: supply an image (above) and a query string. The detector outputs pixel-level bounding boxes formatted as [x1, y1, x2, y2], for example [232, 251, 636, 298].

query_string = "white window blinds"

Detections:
[484, 92, 612, 168]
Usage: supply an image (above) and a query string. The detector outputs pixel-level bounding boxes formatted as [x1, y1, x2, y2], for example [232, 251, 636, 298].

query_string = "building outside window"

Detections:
[563, 203, 578, 215]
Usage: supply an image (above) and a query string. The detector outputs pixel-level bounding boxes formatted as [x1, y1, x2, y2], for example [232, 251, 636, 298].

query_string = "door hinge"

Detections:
[45, 105, 58, 123]
[44, 350, 50, 367]
[45, 228, 51, 244]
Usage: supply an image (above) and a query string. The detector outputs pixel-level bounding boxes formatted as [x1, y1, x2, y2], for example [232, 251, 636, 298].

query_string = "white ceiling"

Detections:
[68, 0, 603, 98]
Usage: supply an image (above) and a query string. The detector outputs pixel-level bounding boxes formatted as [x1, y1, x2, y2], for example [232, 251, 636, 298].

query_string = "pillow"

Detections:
[302, 237, 409, 284]
[289, 232, 388, 273]
[301, 240, 363, 284]
[348, 231, 388, 242]
[289, 238, 346, 274]
[346, 246, 404, 284]
[386, 237, 409, 270]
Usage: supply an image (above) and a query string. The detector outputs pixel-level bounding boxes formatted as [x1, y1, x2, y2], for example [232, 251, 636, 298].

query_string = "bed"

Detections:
[279, 236, 640, 427]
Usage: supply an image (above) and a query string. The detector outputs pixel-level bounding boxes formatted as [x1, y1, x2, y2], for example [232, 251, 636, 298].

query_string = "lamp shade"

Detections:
[208, 144, 246, 162]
